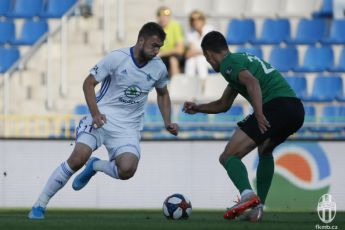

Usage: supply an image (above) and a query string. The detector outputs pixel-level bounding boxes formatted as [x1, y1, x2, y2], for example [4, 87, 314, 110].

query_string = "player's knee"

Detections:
[67, 155, 86, 171]
[219, 150, 239, 165]
[68, 143, 92, 171]
[118, 165, 136, 180]
[258, 139, 276, 156]
[219, 152, 232, 165]
[219, 153, 226, 165]
[258, 151, 273, 158]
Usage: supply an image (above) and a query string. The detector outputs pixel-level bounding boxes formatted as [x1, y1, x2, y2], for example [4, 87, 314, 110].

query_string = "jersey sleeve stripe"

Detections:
[96, 77, 111, 103]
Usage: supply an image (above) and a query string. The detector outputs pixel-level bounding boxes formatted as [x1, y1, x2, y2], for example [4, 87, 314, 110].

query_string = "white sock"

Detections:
[34, 161, 75, 208]
[93, 160, 119, 179]
[241, 189, 254, 198]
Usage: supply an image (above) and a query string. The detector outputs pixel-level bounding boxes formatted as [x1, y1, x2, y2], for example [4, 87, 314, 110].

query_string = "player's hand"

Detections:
[166, 123, 179, 136]
[182, 101, 199, 114]
[92, 113, 107, 129]
[255, 113, 270, 134]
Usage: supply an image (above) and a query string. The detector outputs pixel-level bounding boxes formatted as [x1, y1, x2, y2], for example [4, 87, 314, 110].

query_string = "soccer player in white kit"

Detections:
[28, 22, 179, 219]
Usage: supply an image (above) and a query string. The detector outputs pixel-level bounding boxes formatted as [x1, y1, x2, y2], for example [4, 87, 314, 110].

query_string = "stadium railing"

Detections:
[1, 113, 345, 140]
[0, 114, 82, 138]
[1, 0, 81, 114]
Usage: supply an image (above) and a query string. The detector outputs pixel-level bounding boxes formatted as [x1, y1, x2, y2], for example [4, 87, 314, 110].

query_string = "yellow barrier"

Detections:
[0, 114, 83, 138]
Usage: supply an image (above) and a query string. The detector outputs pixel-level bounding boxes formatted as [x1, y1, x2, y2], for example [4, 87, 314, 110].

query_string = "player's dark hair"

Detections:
[138, 22, 166, 41]
[201, 31, 228, 53]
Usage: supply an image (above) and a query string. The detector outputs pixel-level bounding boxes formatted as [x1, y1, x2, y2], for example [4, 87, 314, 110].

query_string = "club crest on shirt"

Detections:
[225, 67, 232, 76]
[92, 65, 99, 74]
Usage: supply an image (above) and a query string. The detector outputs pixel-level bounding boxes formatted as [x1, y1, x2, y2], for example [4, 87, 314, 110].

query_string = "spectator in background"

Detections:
[80, 0, 93, 18]
[157, 6, 185, 77]
[334, 0, 345, 19]
[185, 10, 213, 80]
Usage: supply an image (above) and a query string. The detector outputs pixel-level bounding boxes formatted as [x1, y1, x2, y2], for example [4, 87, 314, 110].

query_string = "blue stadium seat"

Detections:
[144, 103, 162, 122]
[11, 20, 48, 45]
[178, 109, 208, 131]
[251, 19, 290, 45]
[7, 0, 44, 18]
[284, 76, 308, 98]
[300, 104, 316, 132]
[40, 0, 77, 18]
[304, 105, 316, 123]
[0, 0, 11, 16]
[322, 105, 345, 122]
[226, 19, 255, 45]
[204, 105, 243, 132]
[329, 48, 345, 72]
[73, 104, 89, 115]
[0, 47, 20, 73]
[312, 0, 333, 18]
[269, 46, 298, 72]
[212, 105, 243, 122]
[294, 46, 334, 72]
[0, 21, 15, 45]
[285, 19, 327, 44]
[321, 20, 345, 44]
[143, 103, 164, 132]
[303, 75, 343, 102]
[310, 105, 345, 132]
[235, 46, 263, 59]
[178, 111, 208, 123]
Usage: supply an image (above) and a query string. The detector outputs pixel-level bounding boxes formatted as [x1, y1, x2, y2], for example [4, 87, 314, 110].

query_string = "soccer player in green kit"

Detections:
[183, 31, 304, 222]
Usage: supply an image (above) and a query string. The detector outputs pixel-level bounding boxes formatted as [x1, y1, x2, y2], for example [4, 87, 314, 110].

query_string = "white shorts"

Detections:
[75, 116, 141, 160]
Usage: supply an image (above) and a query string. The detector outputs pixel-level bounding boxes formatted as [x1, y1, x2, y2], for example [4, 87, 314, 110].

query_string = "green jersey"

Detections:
[220, 52, 297, 104]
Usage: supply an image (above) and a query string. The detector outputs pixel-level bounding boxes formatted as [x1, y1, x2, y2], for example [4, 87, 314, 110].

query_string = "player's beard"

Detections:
[140, 48, 154, 62]
[212, 64, 220, 72]
[214, 66, 220, 72]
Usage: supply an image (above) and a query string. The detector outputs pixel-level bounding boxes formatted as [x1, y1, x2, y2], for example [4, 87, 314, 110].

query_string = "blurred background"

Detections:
[0, 0, 344, 212]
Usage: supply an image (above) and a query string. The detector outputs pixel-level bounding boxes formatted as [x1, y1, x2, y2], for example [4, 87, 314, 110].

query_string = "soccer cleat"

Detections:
[72, 157, 100, 191]
[224, 193, 261, 220]
[28, 206, 45, 220]
[237, 205, 264, 222]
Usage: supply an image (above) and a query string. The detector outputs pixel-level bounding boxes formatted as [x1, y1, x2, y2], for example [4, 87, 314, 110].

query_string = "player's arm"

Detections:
[183, 85, 238, 114]
[83, 74, 107, 128]
[156, 86, 179, 136]
[238, 70, 270, 133]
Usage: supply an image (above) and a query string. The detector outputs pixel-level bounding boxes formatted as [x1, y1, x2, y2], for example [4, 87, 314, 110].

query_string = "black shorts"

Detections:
[237, 97, 305, 145]
[161, 55, 185, 74]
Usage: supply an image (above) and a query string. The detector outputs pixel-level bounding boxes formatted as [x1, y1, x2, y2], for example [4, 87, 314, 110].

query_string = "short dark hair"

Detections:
[138, 22, 166, 41]
[201, 31, 228, 53]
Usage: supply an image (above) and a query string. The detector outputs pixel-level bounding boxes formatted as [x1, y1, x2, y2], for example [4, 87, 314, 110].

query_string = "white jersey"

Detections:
[89, 47, 168, 135]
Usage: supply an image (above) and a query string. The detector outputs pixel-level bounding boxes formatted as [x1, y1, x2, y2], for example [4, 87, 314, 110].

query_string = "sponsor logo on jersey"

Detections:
[124, 85, 141, 98]
[121, 69, 127, 75]
[146, 74, 152, 81]
[119, 85, 142, 104]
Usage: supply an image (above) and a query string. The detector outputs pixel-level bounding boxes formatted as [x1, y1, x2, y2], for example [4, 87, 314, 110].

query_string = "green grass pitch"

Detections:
[0, 209, 344, 230]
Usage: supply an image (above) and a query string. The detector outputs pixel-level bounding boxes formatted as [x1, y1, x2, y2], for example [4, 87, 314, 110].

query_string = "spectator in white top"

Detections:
[334, 0, 345, 19]
[184, 10, 213, 80]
